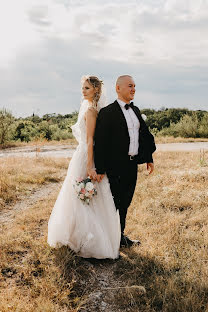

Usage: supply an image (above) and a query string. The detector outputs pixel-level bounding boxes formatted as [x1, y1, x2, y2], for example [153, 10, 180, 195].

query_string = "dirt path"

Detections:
[1, 142, 208, 159]
[68, 251, 144, 312]
[0, 179, 64, 225]
[75, 259, 124, 312]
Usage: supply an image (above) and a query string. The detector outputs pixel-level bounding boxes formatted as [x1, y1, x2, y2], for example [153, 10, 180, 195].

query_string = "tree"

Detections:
[14, 121, 38, 142]
[0, 108, 14, 144]
[38, 121, 53, 140]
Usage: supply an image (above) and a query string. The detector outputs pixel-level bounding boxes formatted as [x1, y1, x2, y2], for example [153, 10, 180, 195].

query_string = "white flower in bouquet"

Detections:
[77, 183, 84, 192]
[74, 184, 80, 192]
[141, 114, 147, 121]
[86, 182, 94, 191]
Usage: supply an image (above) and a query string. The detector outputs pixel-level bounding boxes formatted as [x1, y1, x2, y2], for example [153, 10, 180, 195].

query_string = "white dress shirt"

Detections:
[117, 99, 140, 156]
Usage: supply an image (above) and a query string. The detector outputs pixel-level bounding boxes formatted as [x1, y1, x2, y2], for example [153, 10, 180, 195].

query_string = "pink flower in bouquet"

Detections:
[81, 188, 86, 194]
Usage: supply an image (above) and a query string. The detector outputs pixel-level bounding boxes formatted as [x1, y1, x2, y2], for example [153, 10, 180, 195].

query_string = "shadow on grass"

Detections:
[52, 246, 208, 312]
[113, 247, 208, 312]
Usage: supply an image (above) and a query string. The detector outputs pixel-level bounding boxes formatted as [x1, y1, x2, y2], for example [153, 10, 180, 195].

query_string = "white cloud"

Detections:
[27, 0, 208, 65]
[1, 0, 208, 65]
[0, 0, 207, 116]
[0, 1, 42, 65]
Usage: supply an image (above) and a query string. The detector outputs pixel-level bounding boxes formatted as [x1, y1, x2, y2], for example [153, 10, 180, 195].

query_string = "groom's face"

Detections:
[116, 77, 136, 103]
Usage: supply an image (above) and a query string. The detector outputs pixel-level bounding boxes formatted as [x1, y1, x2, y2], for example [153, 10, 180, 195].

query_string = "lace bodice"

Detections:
[71, 100, 97, 145]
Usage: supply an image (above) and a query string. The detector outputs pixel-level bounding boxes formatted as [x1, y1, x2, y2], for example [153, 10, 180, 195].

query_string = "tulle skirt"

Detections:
[47, 144, 121, 259]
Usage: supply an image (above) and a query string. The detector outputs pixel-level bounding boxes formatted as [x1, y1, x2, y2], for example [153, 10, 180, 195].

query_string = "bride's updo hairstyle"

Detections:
[82, 75, 103, 107]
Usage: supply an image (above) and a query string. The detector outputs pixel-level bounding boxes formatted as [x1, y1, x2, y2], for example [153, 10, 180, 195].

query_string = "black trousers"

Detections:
[107, 159, 138, 234]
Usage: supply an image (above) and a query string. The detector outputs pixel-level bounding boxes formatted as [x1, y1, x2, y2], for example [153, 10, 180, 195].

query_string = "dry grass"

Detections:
[121, 150, 208, 311]
[0, 156, 68, 210]
[0, 194, 80, 312]
[0, 138, 77, 150]
[0, 151, 208, 311]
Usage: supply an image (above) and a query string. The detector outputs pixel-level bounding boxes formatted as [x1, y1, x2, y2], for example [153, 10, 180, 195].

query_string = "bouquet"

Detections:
[73, 177, 97, 205]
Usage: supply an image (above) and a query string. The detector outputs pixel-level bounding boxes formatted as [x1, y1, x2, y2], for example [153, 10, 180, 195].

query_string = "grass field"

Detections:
[0, 150, 208, 311]
[0, 156, 68, 210]
[0, 138, 77, 150]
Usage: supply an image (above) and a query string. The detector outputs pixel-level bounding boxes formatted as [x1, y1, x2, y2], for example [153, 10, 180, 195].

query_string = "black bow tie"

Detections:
[124, 102, 134, 110]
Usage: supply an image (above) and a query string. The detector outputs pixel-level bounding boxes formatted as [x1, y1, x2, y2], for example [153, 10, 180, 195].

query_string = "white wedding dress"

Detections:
[47, 100, 121, 259]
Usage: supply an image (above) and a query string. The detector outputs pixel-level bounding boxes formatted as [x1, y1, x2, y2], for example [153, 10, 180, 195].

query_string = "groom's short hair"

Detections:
[116, 75, 133, 86]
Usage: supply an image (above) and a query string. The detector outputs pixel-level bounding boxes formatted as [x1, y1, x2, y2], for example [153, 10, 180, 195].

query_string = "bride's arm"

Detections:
[85, 108, 97, 180]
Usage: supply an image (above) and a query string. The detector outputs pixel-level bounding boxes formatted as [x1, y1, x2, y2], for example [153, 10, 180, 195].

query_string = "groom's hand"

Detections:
[96, 174, 105, 182]
[147, 163, 154, 174]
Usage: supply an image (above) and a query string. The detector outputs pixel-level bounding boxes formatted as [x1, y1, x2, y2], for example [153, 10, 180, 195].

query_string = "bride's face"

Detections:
[82, 80, 95, 102]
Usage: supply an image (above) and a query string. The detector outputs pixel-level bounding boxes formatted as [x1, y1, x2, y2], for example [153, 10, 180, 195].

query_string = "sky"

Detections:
[0, 0, 208, 117]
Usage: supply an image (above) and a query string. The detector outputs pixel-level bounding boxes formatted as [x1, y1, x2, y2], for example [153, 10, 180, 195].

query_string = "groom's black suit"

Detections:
[94, 100, 156, 234]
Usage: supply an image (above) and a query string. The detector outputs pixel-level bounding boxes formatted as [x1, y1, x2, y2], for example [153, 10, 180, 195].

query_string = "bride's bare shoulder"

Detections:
[84, 107, 98, 120]
[88, 106, 98, 114]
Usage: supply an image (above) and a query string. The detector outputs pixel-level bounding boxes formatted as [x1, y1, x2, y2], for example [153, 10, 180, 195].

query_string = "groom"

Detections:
[94, 75, 156, 248]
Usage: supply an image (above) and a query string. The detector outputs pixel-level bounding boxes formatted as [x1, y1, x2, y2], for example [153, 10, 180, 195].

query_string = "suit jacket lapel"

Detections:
[114, 100, 130, 139]
[131, 105, 146, 134]
[132, 106, 139, 119]
[131, 105, 142, 123]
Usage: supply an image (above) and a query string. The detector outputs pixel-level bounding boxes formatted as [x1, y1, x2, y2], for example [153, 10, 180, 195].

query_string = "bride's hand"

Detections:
[87, 167, 97, 181]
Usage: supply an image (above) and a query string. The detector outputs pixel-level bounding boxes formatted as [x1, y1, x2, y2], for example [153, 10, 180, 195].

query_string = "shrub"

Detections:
[158, 113, 201, 138]
[14, 121, 39, 142]
[198, 114, 208, 138]
[0, 108, 14, 144]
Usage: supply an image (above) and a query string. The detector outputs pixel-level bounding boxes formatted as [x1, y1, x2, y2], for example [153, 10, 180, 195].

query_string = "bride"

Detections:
[47, 75, 121, 259]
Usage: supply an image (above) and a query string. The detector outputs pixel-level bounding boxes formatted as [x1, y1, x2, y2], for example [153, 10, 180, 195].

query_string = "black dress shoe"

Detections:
[120, 235, 141, 248]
